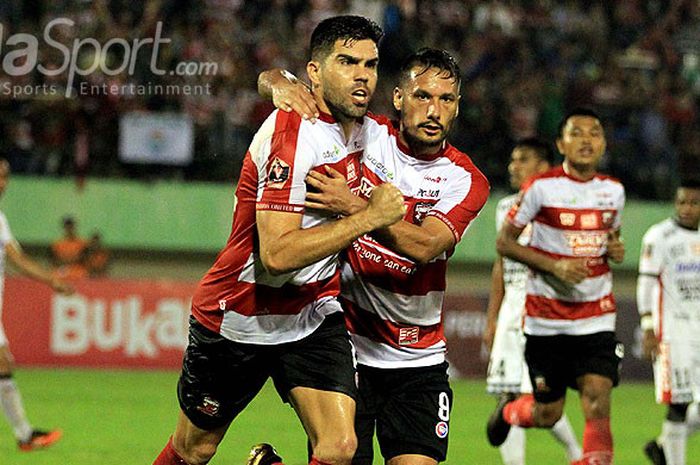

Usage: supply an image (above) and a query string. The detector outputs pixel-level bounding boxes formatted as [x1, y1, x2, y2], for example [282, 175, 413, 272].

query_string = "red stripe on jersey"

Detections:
[525, 294, 617, 320]
[192, 152, 259, 331]
[345, 241, 447, 295]
[535, 206, 617, 231]
[529, 246, 611, 276]
[342, 298, 444, 349]
[260, 111, 302, 206]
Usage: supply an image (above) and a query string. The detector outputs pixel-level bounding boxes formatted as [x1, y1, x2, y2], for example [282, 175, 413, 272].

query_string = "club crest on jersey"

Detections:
[435, 421, 449, 438]
[267, 157, 290, 188]
[413, 201, 435, 225]
[398, 327, 420, 346]
[359, 178, 376, 198]
[559, 212, 576, 226]
[602, 211, 614, 227]
[197, 396, 220, 417]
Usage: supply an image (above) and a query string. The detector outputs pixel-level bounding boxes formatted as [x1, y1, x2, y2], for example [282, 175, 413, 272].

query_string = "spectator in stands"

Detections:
[84, 231, 110, 278]
[50, 216, 88, 280]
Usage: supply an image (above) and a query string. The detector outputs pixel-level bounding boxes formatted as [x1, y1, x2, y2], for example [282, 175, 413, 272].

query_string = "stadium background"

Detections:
[0, 1, 699, 464]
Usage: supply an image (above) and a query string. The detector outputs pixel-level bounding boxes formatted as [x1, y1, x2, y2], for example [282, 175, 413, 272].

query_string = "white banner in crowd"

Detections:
[119, 112, 194, 165]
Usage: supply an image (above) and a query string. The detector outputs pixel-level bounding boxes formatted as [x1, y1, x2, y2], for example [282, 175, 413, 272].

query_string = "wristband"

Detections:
[640, 314, 654, 331]
[280, 69, 298, 84]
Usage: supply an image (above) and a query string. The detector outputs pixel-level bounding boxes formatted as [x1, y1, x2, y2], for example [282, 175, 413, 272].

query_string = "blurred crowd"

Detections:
[0, 0, 698, 199]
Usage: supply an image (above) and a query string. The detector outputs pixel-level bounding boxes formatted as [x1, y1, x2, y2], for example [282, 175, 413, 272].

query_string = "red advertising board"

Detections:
[4, 277, 195, 369]
[4, 277, 651, 380]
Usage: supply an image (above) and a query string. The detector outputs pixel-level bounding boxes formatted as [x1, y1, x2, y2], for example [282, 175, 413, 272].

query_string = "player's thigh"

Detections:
[274, 313, 358, 444]
[178, 317, 270, 431]
[387, 454, 437, 465]
[524, 335, 569, 403]
[572, 332, 623, 389]
[654, 338, 696, 404]
[375, 363, 452, 464]
[352, 366, 382, 465]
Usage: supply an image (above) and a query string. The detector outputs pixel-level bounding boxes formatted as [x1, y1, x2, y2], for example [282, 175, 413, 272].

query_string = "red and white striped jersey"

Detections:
[191, 110, 364, 345]
[507, 166, 625, 336]
[341, 115, 490, 368]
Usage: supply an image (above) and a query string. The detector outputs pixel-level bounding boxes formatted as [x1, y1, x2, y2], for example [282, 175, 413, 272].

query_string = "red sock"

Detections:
[153, 437, 189, 465]
[309, 458, 332, 465]
[580, 418, 613, 465]
[502, 394, 535, 427]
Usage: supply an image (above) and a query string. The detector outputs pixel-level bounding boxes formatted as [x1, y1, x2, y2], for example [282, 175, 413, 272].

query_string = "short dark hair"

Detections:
[398, 48, 461, 88]
[557, 107, 603, 138]
[310, 15, 383, 61]
[514, 137, 554, 165]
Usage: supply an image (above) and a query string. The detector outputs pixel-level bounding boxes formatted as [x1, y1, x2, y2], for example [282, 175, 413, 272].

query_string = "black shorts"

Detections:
[352, 362, 452, 464]
[524, 331, 624, 404]
[178, 312, 357, 430]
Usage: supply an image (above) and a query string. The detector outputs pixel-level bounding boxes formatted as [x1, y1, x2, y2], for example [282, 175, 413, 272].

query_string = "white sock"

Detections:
[499, 425, 526, 465]
[661, 420, 687, 465]
[550, 413, 582, 462]
[686, 402, 700, 436]
[0, 378, 32, 442]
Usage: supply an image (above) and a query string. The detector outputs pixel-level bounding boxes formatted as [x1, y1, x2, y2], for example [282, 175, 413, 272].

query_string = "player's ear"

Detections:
[393, 87, 403, 111]
[307, 61, 321, 88]
[555, 137, 565, 156]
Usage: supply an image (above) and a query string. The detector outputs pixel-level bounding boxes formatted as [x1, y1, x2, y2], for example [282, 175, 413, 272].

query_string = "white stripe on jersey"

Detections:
[219, 296, 342, 345]
[352, 333, 446, 368]
[524, 313, 617, 336]
[238, 251, 339, 287]
[340, 262, 443, 325]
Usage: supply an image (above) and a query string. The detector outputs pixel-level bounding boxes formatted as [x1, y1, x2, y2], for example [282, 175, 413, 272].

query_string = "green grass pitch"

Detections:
[0, 368, 696, 464]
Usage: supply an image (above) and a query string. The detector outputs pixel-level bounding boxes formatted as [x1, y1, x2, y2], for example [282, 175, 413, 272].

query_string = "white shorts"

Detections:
[654, 339, 700, 405]
[486, 291, 531, 394]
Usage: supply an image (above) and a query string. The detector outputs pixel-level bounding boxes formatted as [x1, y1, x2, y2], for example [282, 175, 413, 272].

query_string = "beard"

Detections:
[323, 86, 368, 120]
[402, 125, 446, 152]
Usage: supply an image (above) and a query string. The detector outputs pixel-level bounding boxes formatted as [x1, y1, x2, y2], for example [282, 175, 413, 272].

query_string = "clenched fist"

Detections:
[366, 183, 406, 229]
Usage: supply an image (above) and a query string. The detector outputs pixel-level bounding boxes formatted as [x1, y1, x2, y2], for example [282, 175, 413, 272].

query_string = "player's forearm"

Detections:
[636, 273, 658, 317]
[257, 68, 286, 99]
[371, 221, 449, 265]
[10, 251, 56, 287]
[496, 235, 556, 275]
[260, 209, 379, 275]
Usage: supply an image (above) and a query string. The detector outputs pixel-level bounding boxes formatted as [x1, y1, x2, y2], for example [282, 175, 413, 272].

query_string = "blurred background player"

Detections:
[638, 180, 700, 465]
[50, 216, 88, 280]
[263, 48, 489, 465]
[484, 138, 582, 465]
[487, 108, 626, 465]
[0, 158, 72, 450]
[83, 231, 111, 278]
[152, 16, 406, 465]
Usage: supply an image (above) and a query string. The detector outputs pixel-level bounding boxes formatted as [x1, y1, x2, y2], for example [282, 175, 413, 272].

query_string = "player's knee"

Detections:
[313, 434, 357, 465]
[178, 441, 218, 465]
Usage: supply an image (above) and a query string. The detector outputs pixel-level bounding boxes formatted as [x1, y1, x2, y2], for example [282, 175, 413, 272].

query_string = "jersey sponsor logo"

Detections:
[559, 212, 576, 226]
[322, 145, 341, 160]
[423, 175, 445, 183]
[435, 421, 449, 438]
[346, 158, 358, 183]
[413, 201, 435, 225]
[580, 213, 599, 229]
[417, 188, 440, 198]
[398, 326, 420, 346]
[564, 231, 607, 255]
[359, 177, 376, 198]
[675, 262, 700, 273]
[365, 153, 394, 180]
[197, 396, 221, 417]
[267, 157, 290, 188]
